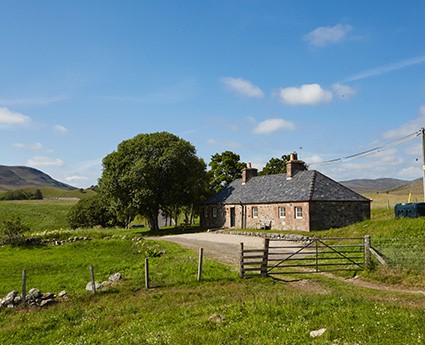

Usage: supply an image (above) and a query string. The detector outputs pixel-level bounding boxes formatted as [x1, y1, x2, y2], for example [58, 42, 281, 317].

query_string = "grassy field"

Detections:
[0, 230, 424, 344]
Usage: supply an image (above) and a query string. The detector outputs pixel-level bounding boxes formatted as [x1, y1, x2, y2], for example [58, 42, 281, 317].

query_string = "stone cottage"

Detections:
[200, 154, 370, 231]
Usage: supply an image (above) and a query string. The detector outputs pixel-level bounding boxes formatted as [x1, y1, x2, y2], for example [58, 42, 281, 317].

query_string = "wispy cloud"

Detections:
[65, 175, 89, 182]
[332, 83, 356, 100]
[383, 105, 425, 139]
[304, 24, 352, 47]
[220, 77, 264, 98]
[207, 138, 241, 149]
[12, 142, 46, 151]
[27, 156, 64, 168]
[0, 96, 69, 107]
[0, 107, 31, 125]
[277, 84, 333, 105]
[54, 124, 68, 134]
[346, 55, 425, 82]
[252, 118, 295, 134]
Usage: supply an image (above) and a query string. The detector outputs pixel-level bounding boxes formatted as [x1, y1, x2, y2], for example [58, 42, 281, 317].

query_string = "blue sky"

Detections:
[1, 0, 425, 188]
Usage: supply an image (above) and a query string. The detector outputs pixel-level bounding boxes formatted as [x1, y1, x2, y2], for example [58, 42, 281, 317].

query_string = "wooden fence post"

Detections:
[145, 258, 150, 289]
[239, 243, 245, 278]
[261, 238, 270, 277]
[364, 235, 371, 271]
[89, 264, 96, 294]
[197, 248, 204, 282]
[22, 269, 27, 307]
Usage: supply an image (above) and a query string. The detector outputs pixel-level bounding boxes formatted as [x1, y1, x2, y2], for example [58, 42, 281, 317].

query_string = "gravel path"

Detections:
[153, 232, 267, 267]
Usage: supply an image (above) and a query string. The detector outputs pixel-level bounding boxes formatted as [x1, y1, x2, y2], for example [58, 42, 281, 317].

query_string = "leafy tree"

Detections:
[258, 155, 290, 176]
[208, 151, 246, 193]
[0, 217, 29, 245]
[98, 132, 207, 230]
[67, 194, 120, 229]
[33, 189, 43, 200]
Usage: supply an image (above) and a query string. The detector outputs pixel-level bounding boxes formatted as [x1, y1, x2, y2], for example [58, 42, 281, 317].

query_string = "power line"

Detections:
[309, 129, 422, 167]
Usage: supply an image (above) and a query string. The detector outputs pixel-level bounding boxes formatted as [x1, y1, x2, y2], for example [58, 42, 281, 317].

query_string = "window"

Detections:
[204, 208, 208, 218]
[252, 206, 258, 218]
[279, 207, 286, 218]
[212, 207, 217, 217]
[295, 206, 303, 219]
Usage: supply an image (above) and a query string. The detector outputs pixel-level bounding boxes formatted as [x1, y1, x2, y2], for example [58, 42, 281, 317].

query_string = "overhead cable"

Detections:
[309, 129, 422, 167]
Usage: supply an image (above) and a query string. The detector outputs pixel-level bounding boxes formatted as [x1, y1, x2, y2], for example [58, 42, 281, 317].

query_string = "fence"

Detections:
[371, 238, 425, 270]
[240, 237, 368, 278]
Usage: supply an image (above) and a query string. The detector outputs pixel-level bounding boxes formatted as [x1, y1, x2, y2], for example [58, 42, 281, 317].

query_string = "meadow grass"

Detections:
[0, 200, 76, 232]
[0, 238, 424, 344]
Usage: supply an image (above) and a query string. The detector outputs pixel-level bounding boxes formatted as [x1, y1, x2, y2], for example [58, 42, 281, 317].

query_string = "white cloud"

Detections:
[207, 138, 241, 149]
[332, 83, 356, 100]
[304, 24, 352, 47]
[65, 176, 89, 182]
[27, 156, 64, 168]
[221, 77, 264, 98]
[346, 55, 425, 82]
[253, 118, 295, 134]
[54, 124, 68, 133]
[12, 142, 45, 151]
[0, 107, 31, 125]
[0, 95, 69, 107]
[277, 84, 333, 105]
[383, 106, 425, 139]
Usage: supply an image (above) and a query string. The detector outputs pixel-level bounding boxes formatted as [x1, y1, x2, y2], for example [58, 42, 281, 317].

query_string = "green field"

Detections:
[0, 230, 424, 344]
[0, 196, 424, 344]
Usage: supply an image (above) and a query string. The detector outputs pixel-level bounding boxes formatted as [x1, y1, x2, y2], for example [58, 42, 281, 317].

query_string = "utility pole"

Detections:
[421, 128, 425, 201]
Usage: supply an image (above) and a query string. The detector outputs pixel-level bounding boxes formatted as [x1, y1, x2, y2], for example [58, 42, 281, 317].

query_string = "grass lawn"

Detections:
[0, 234, 424, 345]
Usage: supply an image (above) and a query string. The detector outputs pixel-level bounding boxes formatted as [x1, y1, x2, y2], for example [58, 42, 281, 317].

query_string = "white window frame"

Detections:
[212, 207, 217, 218]
[252, 206, 258, 218]
[295, 206, 303, 219]
[279, 207, 286, 219]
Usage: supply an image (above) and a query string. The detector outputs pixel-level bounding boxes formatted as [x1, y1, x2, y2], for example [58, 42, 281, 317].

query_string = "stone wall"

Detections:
[201, 200, 370, 231]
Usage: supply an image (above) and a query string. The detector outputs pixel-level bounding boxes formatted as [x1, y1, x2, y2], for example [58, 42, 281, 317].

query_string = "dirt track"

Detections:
[155, 232, 425, 296]
[155, 232, 266, 267]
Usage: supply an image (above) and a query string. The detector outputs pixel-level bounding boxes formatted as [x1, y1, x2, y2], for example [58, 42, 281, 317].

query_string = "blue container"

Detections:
[394, 202, 425, 218]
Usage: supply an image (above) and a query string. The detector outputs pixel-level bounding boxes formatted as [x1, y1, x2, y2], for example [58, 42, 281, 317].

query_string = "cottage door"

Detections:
[230, 207, 236, 227]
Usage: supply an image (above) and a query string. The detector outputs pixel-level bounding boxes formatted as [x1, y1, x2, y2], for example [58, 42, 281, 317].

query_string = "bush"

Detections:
[67, 194, 119, 229]
[0, 217, 30, 245]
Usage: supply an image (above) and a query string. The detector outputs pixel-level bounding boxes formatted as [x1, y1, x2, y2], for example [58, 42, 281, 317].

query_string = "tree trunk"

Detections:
[148, 213, 159, 231]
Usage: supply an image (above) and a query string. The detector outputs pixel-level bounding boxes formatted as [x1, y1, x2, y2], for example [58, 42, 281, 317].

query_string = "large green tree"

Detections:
[209, 151, 246, 193]
[258, 154, 290, 176]
[98, 132, 206, 230]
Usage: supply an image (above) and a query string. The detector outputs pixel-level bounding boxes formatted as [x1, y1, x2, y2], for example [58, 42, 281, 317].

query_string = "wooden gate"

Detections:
[240, 237, 366, 278]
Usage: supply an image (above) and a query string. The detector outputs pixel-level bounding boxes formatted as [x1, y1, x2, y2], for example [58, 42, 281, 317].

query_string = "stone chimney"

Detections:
[242, 163, 258, 185]
[286, 153, 307, 179]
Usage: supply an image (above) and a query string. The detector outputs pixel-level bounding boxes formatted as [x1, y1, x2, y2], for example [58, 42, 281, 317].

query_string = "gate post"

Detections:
[239, 243, 245, 278]
[364, 235, 372, 271]
[261, 238, 270, 277]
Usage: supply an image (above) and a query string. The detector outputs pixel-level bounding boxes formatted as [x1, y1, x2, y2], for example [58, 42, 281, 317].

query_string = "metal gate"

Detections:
[240, 237, 366, 278]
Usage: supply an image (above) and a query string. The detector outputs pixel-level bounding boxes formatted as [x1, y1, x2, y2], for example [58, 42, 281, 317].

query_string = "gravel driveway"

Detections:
[155, 232, 267, 267]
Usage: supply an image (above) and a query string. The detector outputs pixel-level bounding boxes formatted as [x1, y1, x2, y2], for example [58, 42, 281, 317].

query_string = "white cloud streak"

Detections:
[277, 84, 333, 105]
[12, 142, 45, 151]
[304, 24, 352, 47]
[221, 77, 264, 98]
[253, 118, 295, 134]
[383, 105, 425, 139]
[332, 83, 356, 100]
[27, 156, 64, 168]
[346, 55, 425, 82]
[54, 124, 68, 133]
[0, 107, 31, 125]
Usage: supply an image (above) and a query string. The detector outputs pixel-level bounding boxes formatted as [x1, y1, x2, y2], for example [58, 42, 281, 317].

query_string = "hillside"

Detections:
[339, 178, 410, 194]
[0, 165, 76, 191]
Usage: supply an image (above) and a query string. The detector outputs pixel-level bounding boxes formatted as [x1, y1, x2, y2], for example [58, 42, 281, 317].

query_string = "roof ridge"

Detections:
[308, 170, 317, 200]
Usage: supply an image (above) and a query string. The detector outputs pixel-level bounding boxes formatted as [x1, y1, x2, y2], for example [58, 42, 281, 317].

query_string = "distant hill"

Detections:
[340, 178, 422, 194]
[0, 165, 76, 191]
[339, 178, 416, 194]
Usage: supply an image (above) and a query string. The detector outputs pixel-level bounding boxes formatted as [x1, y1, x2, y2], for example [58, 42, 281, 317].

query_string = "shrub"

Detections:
[0, 217, 30, 245]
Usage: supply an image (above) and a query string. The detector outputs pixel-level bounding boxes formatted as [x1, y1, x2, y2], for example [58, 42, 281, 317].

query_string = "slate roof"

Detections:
[204, 170, 370, 205]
